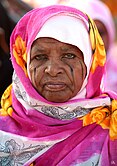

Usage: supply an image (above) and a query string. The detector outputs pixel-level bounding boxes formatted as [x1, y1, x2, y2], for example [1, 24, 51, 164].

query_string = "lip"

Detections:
[44, 82, 67, 91]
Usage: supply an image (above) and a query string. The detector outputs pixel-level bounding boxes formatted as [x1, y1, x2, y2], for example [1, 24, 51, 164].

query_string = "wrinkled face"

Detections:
[29, 37, 86, 103]
[95, 20, 109, 52]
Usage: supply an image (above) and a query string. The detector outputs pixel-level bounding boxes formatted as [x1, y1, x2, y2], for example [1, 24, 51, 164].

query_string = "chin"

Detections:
[42, 91, 73, 103]
[44, 95, 71, 103]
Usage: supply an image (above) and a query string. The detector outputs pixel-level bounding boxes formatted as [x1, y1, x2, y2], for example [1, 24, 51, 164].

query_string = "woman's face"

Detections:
[29, 37, 86, 102]
[95, 20, 109, 52]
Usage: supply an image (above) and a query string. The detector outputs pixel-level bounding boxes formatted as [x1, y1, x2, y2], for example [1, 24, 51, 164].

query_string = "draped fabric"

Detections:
[63, 0, 117, 97]
[0, 5, 117, 166]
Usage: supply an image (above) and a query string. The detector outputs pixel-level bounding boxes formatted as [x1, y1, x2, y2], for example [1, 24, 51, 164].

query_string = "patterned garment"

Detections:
[0, 5, 117, 166]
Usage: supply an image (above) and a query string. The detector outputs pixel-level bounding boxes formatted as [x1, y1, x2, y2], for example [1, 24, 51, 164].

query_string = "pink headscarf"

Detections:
[0, 5, 117, 166]
[61, 0, 117, 96]
[77, 0, 117, 93]
[60, 0, 116, 51]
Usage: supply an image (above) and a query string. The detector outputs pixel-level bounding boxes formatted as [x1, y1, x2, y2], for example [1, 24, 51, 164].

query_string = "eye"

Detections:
[62, 53, 76, 59]
[34, 54, 48, 60]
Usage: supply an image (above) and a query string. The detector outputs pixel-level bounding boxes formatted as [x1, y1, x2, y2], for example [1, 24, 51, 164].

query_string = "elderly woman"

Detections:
[0, 5, 117, 166]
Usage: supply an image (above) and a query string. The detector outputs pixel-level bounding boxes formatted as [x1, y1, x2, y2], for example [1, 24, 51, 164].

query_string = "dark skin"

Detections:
[95, 20, 109, 52]
[29, 37, 86, 103]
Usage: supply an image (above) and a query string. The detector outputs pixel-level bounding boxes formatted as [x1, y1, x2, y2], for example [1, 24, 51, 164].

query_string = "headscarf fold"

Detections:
[62, 0, 117, 94]
[0, 5, 117, 166]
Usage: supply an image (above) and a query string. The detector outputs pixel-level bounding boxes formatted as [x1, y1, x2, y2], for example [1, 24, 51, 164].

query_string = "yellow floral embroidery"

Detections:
[30, 164, 34, 166]
[80, 106, 110, 129]
[0, 84, 13, 116]
[80, 99, 117, 140]
[88, 16, 106, 73]
[111, 99, 117, 112]
[110, 100, 117, 140]
[13, 35, 27, 75]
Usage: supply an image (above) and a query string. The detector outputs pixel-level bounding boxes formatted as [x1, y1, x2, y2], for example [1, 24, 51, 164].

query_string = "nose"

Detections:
[45, 59, 63, 76]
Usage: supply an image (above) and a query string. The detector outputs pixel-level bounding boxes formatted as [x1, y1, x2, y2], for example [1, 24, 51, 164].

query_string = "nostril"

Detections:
[44, 65, 63, 76]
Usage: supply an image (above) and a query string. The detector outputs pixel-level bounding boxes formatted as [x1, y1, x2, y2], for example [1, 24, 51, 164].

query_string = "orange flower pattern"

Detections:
[0, 84, 13, 116]
[0, 36, 27, 116]
[88, 15, 106, 73]
[110, 100, 117, 140]
[80, 100, 117, 140]
[13, 35, 27, 75]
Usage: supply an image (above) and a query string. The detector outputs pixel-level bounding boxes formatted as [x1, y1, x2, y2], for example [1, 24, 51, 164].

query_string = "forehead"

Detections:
[31, 37, 82, 51]
[34, 37, 63, 44]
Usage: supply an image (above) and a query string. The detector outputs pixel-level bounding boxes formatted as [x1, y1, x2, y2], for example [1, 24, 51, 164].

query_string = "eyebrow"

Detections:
[61, 47, 72, 51]
[61, 45, 81, 53]
[31, 46, 46, 53]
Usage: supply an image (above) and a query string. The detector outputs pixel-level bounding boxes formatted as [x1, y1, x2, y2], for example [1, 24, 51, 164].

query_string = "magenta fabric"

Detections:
[0, 5, 117, 166]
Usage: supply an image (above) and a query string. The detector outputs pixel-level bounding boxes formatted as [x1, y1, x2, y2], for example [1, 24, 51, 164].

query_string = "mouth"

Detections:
[44, 82, 67, 91]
